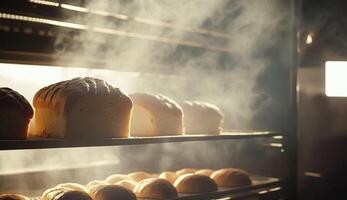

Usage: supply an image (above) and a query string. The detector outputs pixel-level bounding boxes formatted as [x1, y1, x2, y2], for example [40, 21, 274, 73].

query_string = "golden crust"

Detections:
[195, 169, 214, 176]
[134, 178, 177, 199]
[92, 185, 136, 200]
[159, 171, 178, 184]
[176, 168, 197, 176]
[128, 171, 153, 182]
[33, 77, 132, 113]
[174, 174, 217, 194]
[0, 194, 29, 200]
[210, 168, 252, 187]
[105, 174, 132, 184]
[115, 180, 138, 191]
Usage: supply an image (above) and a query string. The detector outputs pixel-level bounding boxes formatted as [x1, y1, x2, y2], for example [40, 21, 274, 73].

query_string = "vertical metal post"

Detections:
[284, 0, 300, 199]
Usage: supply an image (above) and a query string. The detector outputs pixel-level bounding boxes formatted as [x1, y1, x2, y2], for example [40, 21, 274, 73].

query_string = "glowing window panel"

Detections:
[325, 61, 347, 97]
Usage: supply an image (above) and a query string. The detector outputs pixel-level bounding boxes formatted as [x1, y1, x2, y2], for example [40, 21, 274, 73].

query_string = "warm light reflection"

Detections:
[29, 0, 59, 7]
[306, 34, 313, 44]
[325, 61, 347, 97]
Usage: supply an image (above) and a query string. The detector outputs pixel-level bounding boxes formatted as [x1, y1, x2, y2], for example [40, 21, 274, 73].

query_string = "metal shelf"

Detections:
[0, 131, 281, 150]
[170, 175, 283, 200]
[2, 175, 283, 200]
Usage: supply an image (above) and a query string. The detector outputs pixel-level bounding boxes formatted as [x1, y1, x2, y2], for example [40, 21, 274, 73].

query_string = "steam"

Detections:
[55, 0, 288, 129]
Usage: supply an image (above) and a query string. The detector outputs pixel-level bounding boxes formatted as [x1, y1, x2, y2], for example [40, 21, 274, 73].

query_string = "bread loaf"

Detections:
[159, 171, 177, 184]
[32, 77, 132, 138]
[134, 178, 177, 199]
[181, 101, 223, 134]
[174, 174, 217, 194]
[0, 87, 33, 139]
[128, 171, 153, 182]
[210, 168, 252, 187]
[130, 93, 183, 136]
[0, 194, 29, 200]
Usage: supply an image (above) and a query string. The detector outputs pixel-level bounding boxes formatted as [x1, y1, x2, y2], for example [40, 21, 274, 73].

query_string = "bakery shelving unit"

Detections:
[0, 132, 285, 200]
[0, 0, 297, 199]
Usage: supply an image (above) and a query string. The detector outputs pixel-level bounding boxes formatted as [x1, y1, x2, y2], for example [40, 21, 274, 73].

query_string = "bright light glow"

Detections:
[304, 172, 322, 178]
[0, 13, 87, 30]
[306, 34, 313, 44]
[29, 0, 59, 7]
[60, 4, 89, 13]
[325, 61, 347, 97]
[0, 63, 140, 105]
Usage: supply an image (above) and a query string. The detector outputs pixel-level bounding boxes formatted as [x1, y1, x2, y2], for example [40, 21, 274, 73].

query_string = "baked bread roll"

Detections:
[42, 186, 92, 200]
[0, 88, 33, 139]
[0, 194, 29, 200]
[129, 93, 183, 136]
[86, 180, 108, 189]
[105, 174, 132, 184]
[174, 174, 217, 194]
[86, 180, 109, 196]
[115, 180, 138, 191]
[32, 77, 133, 138]
[176, 168, 197, 176]
[128, 171, 153, 182]
[181, 101, 223, 134]
[210, 168, 252, 187]
[195, 169, 214, 176]
[56, 183, 87, 192]
[134, 178, 177, 199]
[91, 185, 136, 200]
[159, 171, 177, 184]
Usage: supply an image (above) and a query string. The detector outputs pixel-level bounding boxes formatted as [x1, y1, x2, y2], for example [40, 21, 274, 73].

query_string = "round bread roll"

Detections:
[105, 174, 131, 184]
[86, 180, 109, 196]
[56, 183, 87, 192]
[92, 185, 136, 200]
[42, 187, 92, 200]
[0, 194, 29, 200]
[176, 168, 197, 176]
[134, 178, 177, 199]
[159, 171, 177, 184]
[195, 169, 214, 176]
[115, 180, 138, 191]
[54, 191, 92, 200]
[128, 171, 153, 182]
[86, 180, 108, 190]
[174, 174, 217, 194]
[210, 168, 252, 187]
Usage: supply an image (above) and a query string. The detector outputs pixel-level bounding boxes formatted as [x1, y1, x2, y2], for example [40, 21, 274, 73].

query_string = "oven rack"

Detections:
[6, 175, 283, 200]
[0, 131, 282, 150]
